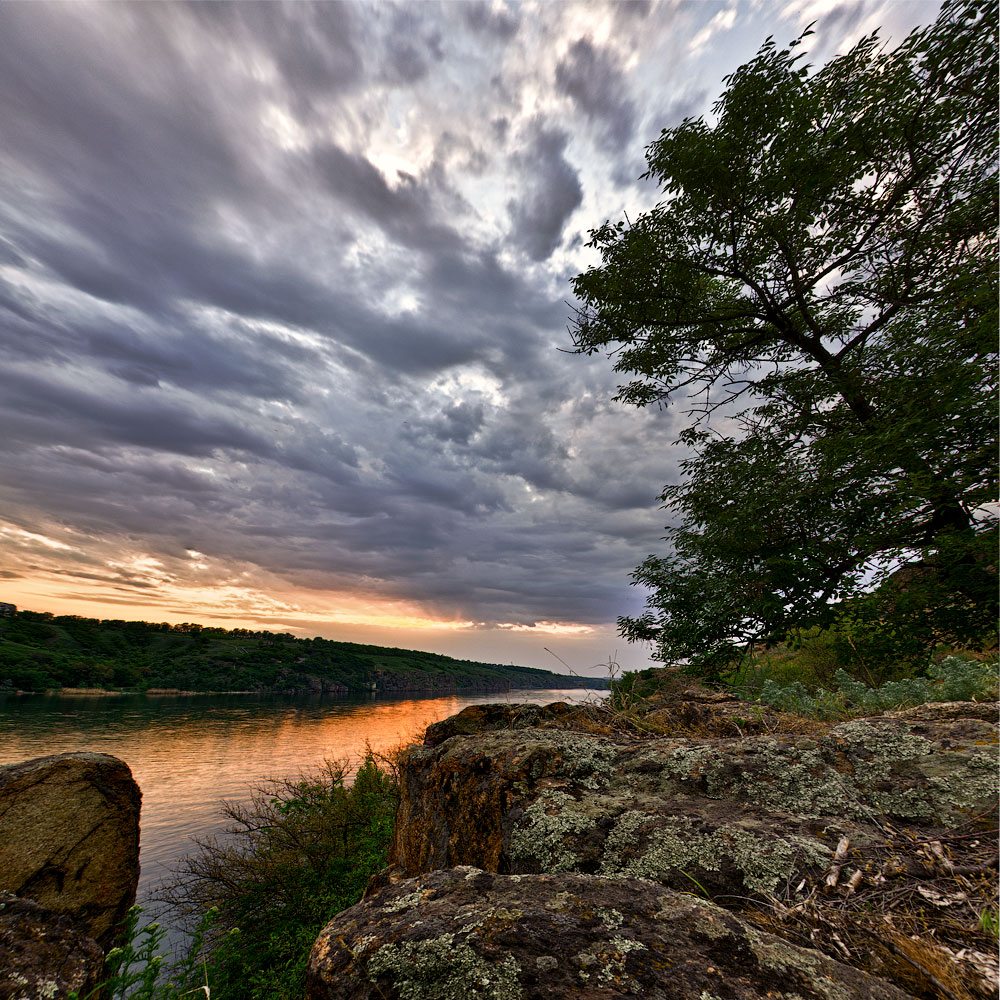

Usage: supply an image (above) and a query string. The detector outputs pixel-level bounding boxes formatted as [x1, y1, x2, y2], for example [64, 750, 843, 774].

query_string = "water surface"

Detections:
[0, 688, 603, 902]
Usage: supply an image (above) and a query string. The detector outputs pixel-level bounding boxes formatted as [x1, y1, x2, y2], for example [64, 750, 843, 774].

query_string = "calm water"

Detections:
[0, 688, 603, 905]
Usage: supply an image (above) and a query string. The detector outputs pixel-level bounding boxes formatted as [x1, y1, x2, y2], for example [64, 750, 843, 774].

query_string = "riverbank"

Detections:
[6, 679, 607, 697]
[313, 675, 999, 999]
[0, 687, 607, 912]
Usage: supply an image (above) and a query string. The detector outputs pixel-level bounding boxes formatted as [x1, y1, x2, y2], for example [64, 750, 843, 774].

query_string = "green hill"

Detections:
[0, 609, 608, 695]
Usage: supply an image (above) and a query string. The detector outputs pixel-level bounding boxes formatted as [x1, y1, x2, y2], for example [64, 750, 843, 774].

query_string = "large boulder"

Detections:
[0, 752, 141, 947]
[389, 705, 998, 996]
[306, 867, 917, 999]
[393, 713, 996, 900]
[0, 893, 104, 1000]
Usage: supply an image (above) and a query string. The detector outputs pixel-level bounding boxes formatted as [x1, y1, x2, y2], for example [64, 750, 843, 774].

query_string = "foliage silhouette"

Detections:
[571, 0, 998, 673]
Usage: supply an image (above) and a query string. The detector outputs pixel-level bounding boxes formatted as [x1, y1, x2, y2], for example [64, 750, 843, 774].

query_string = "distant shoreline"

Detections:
[53, 687, 262, 697]
[5, 683, 607, 698]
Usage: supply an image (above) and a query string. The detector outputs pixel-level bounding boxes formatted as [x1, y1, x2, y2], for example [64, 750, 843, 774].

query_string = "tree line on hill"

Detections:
[0, 610, 606, 694]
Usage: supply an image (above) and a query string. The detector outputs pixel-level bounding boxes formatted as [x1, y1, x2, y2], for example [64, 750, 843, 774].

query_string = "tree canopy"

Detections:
[570, 0, 998, 673]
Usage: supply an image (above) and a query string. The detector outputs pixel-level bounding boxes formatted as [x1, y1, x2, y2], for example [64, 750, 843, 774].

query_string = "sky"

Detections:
[0, 0, 939, 674]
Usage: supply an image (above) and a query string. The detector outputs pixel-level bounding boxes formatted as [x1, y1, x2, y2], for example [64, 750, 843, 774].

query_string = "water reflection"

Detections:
[0, 689, 604, 900]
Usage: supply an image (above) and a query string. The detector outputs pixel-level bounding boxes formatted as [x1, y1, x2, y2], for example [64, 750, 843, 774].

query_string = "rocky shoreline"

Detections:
[309, 685, 998, 999]
[1, 679, 996, 998]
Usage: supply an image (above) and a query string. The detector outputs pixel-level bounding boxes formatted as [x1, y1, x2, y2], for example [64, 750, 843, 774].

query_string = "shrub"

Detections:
[757, 655, 998, 719]
[158, 753, 398, 1000]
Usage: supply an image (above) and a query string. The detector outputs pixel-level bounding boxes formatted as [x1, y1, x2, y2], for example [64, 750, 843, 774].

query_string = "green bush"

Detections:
[78, 755, 398, 999]
[757, 655, 998, 719]
[159, 753, 398, 1000]
[69, 906, 222, 1000]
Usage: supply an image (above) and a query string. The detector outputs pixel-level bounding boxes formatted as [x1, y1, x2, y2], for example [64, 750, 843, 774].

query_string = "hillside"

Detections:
[0, 610, 608, 695]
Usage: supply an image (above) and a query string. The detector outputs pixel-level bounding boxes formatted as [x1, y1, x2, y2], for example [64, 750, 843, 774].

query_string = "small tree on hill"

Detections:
[570, 0, 998, 673]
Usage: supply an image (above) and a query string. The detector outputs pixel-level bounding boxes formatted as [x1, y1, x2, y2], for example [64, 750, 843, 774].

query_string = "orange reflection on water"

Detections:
[0, 689, 602, 899]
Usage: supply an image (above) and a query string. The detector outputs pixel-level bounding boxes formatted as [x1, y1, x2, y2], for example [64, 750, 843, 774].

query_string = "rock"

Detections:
[306, 867, 916, 999]
[420, 693, 788, 745]
[886, 700, 998, 723]
[393, 715, 995, 899]
[423, 703, 580, 747]
[0, 752, 141, 947]
[0, 892, 104, 999]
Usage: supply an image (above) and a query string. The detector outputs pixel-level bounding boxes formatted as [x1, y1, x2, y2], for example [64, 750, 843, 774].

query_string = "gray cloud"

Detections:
[555, 38, 637, 152]
[183, 1, 364, 114]
[463, 2, 519, 40]
[0, 0, 934, 656]
[507, 124, 583, 261]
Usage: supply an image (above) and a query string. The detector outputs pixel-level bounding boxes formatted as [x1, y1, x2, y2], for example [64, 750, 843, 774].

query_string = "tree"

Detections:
[570, 0, 998, 673]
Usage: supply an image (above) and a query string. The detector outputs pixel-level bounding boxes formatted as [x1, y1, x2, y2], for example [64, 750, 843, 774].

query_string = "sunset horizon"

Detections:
[0, 1, 941, 677]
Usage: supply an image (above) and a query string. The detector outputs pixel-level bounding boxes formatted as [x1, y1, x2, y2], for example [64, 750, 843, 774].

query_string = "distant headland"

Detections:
[0, 607, 608, 695]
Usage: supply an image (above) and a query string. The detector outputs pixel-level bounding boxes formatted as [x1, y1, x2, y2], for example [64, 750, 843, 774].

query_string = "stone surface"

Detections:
[392, 714, 996, 900]
[0, 752, 141, 947]
[306, 867, 916, 999]
[0, 892, 104, 1000]
[423, 702, 582, 748]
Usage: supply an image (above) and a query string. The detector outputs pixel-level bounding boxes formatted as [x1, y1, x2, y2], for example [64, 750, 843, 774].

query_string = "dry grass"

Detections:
[747, 817, 1000, 1000]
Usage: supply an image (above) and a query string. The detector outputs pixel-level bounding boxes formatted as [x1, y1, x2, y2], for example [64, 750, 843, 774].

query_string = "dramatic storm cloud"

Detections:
[0, 0, 938, 670]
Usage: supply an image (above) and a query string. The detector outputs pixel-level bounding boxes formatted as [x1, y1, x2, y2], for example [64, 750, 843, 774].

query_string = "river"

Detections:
[0, 687, 603, 909]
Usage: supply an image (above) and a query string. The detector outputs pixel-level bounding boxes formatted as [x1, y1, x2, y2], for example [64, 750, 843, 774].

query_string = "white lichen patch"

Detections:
[662, 745, 715, 780]
[831, 720, 933, 758]
[602, 813, 715, 882]
[508, 791, 594, 872]
[825, 721, 995, 821]
[600, 813, 831, 895]
[352, 934, 378, 955]
[575, 936, 647, 989]
[726, 743, 852, 818]
[367, 934, 522, 1000]
[726, 829, 831, 895]
[926, 751, 997, 814]
[599, 907, 624, 930]
[384, 891, 425, 913]
[547, 733, 620, 790]
[622, 723, 991, 827]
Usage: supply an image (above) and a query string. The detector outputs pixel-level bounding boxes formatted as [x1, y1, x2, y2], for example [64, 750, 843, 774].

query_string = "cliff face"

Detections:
[309, 695, 999, 999]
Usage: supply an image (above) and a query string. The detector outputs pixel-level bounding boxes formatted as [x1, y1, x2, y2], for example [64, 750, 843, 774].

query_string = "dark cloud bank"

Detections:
[0, 0, 936, 664]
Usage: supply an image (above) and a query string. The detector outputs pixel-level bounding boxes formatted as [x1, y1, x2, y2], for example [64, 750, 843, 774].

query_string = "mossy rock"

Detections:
[307, 868, 917, 999]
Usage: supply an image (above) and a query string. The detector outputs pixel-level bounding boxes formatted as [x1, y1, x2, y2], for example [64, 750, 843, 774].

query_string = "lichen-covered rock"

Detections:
[0, 892, 104, 1000]
[393, 714, 995, 900]
[0, 752, 141, 947]
[306, 867, 916, 999]
[886, 700, 998, 724]
[423, 703, 581, 748]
